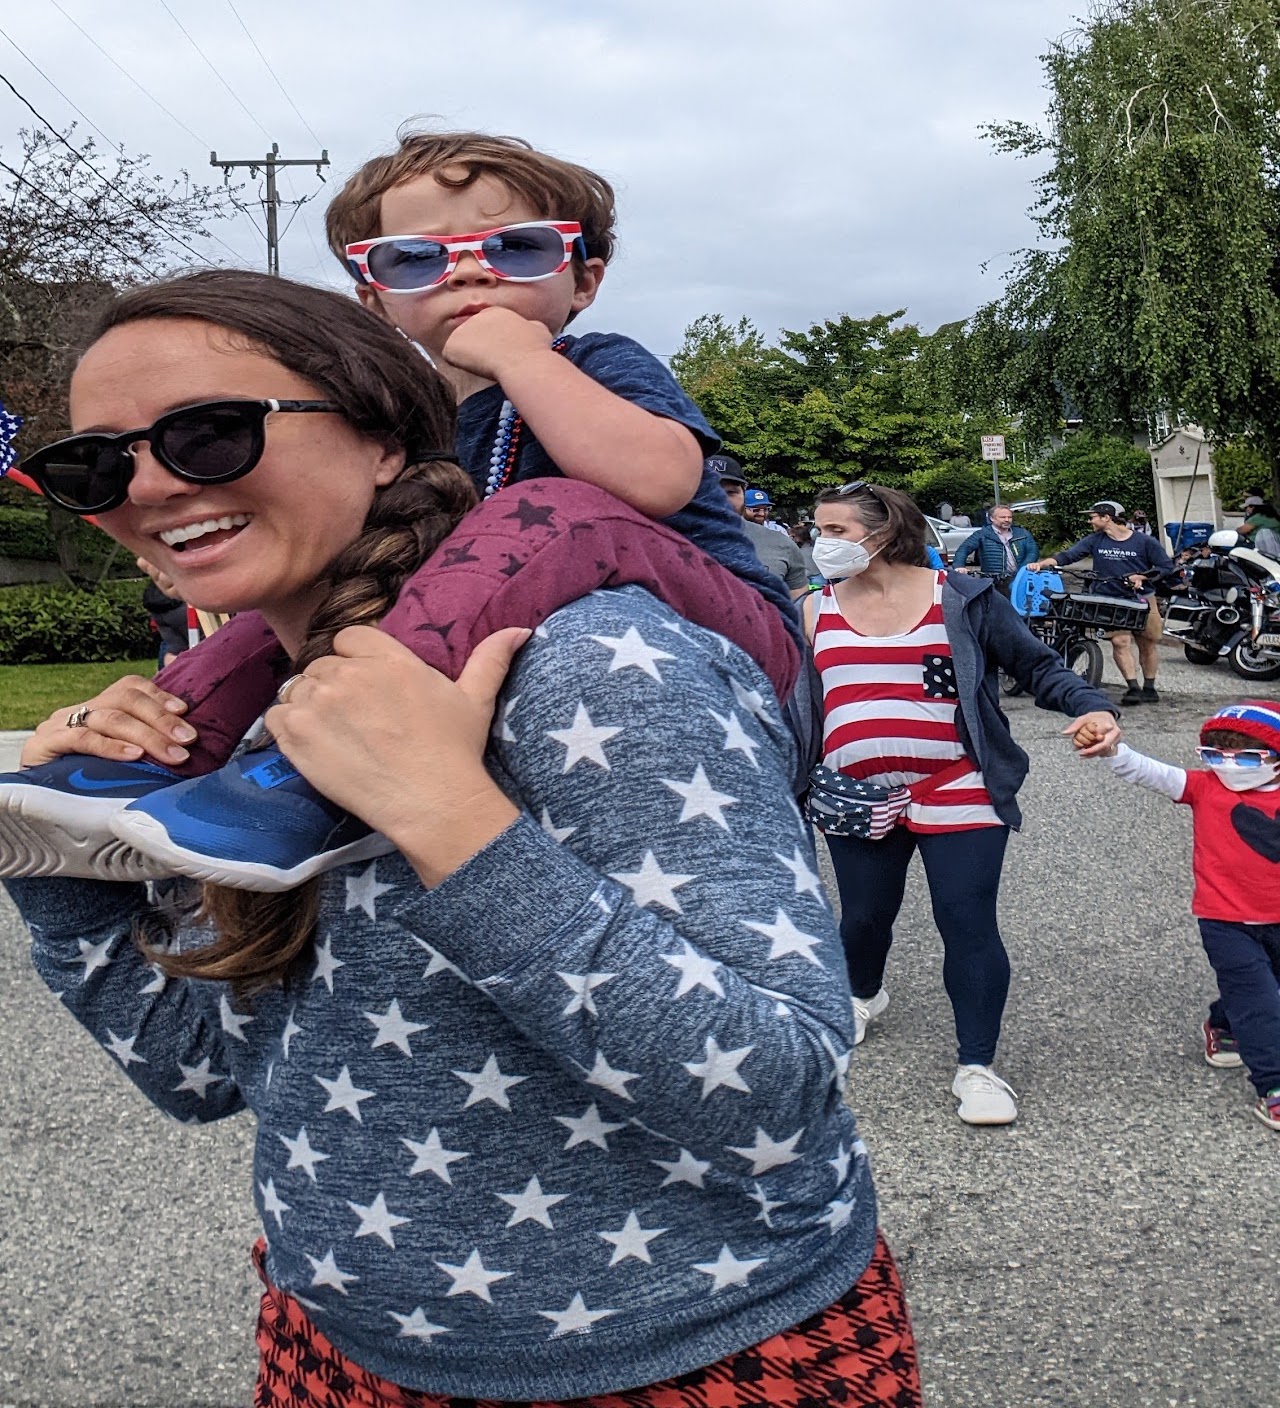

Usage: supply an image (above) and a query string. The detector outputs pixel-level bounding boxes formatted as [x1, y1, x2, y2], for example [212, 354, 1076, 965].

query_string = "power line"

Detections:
[224, 0, 322, 148]
[156, 0, 271, 142]
[0, 19, 119, 150]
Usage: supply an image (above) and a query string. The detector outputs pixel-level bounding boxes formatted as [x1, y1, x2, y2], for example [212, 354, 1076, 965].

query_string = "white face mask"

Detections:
[1206, 759, 1280, 791]
[812, 534, 884, 580]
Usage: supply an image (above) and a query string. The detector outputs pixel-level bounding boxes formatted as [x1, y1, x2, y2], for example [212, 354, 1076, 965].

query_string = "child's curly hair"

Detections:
[1202, 728, 1277, 752]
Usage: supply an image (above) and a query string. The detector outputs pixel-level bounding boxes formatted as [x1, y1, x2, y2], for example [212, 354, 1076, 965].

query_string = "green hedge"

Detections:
[0, 579, 153, 664]
[1041, 433, 1156, 544]
[0, 507, 56, 561]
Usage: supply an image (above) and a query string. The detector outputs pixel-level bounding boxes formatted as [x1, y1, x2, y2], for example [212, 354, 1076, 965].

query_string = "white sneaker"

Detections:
[851, 988, 889, 1045]
[952, 1064, 1018, 1125]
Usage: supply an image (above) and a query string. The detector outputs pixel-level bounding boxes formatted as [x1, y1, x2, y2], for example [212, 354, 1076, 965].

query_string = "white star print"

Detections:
[412, 936, 468, 984]
[546, 702, 622, 772]
[730, 676, 773, 721]
[348, 1192, 410, 1248]
[219, 994, 254, 1043]
[402, 1128, 470, 1183]
[260, 1178, 290, 1230]
[388, 1307, 451, 1341]
[683, 1037, 754, 1099]
[661, 765, 738, 830]
[435, 1248, 511, 1303]
[821, 1033, 852, 1089]
[280, 1126, 329, 1182]
[556, 969, 617, 1018]
[364, 999, 427, 1057]
[496, 693, 520, 743]
[599, 1211, 668, 1266]
[539, 806, 576, 844]
[345, 861, 393, 921]
[538, 1292, 618, 1337]
[174, 1057, 226, 1100]
[775, 846, 825, 902]
[312, 935, 344, 993]
[662, 941, 725, 1000]
[589, 626, 676, 680]
[315, 1066, 375, 1122]
[307, 1249, 358, 1295]
[818, 1198, 856, 1234]
[727, 1126, 804, 1175]
[708, 708, 761, 767]
[653, 1148, 710, 1188]
[76, 936, 112, 980]
[743, 909, 824, 966]
[608, 851, 695, 913]
[138, 964, 166, 996]
[692, 1244, 767, 1292]
[104, 1030, 146, 1068]
[453, 1054, 528, 1111]
[749, 1182, 785, 1229]
[584, 1050, 640, 1102]
[281, 1009, 303, 1060]
[829, 1143, 852, 1186]
[555, 1103, 627, 1152]
[497, 1175, 569, 1230]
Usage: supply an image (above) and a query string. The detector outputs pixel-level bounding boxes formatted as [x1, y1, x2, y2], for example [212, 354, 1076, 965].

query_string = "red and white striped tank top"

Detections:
[812, 572, 1002, 833]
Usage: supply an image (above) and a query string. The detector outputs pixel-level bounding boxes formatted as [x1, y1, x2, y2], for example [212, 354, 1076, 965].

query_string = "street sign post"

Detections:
[981, 434, 1007, 505]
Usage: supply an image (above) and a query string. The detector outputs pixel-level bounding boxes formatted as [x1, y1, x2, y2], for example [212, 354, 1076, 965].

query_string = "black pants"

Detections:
[824, 825, 1011, 1066]
[1201, 919, 1280, 1096]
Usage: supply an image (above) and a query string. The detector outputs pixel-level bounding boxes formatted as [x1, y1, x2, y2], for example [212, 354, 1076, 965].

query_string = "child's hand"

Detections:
[441, 306, 554, 383]
[20, 677, 196, 769]
[136, 555, 179, 598]
[1062, 710, 1120, 758]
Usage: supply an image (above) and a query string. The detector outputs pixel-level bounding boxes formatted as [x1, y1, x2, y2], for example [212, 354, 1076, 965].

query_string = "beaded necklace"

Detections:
[482, 335, 570, 499]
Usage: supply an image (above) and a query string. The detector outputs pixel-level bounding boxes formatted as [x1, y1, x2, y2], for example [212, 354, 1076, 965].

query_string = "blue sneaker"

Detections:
[110, 748, 394, 892]
[0, 755, 182, 881]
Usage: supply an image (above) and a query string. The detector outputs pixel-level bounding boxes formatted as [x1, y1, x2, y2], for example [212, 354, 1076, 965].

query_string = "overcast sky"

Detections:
[1, 0, 1087, 356]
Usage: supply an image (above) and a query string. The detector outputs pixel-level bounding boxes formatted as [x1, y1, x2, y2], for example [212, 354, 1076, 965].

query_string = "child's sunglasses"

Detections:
[22, 399, 340, 515]
[345, 220, 585, 294]
[1196, 746, 1279, 767]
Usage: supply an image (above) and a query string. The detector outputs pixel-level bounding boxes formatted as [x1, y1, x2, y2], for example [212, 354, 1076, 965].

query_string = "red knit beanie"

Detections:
[1201, 701, 1280, 753]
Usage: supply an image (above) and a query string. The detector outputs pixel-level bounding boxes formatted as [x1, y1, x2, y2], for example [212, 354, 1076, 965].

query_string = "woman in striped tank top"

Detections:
[805, 483, 1120, 1125]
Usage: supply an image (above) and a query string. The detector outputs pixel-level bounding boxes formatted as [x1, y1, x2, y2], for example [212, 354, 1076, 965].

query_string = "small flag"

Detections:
[0, 402, 23, 476]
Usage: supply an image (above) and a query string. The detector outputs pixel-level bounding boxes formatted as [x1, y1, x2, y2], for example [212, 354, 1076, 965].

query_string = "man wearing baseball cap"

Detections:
[711, 458, 808, 597]
[1029, 500, 1173, 705]
[744, 487, 789, 534]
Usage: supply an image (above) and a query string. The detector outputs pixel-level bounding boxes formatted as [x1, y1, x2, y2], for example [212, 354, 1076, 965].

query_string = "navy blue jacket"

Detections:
[954, 524, 1038, 577]
[786, 572, 1116, 828]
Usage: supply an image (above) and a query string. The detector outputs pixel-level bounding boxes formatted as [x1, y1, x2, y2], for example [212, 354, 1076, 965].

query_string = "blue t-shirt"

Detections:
[1055, 529, 1172, 598]
[454, 332, 801, 644]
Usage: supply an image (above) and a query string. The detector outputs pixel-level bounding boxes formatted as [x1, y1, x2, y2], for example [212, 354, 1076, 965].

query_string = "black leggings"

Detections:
[825, 825, 1011, 1066]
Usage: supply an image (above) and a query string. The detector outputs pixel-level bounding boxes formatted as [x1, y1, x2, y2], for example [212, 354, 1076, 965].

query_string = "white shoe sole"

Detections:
[0, 788, 168, 882]
[852, 989, 889, 1046]
[952, 1070, 1019, 1126]
[110, 809, 396, 892]
[1205, 1051, 1244, 1069]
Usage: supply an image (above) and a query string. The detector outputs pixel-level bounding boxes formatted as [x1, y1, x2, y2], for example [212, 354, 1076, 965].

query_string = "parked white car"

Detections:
[924, 515, 976, 563]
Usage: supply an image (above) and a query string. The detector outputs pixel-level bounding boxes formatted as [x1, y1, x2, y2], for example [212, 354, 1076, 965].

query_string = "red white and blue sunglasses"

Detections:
[345, 220, 585, 294]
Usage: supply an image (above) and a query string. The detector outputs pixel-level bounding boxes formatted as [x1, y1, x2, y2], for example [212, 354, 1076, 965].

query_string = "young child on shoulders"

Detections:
[0, 132, 797, 891]
[1075, 701, 1280, 1131]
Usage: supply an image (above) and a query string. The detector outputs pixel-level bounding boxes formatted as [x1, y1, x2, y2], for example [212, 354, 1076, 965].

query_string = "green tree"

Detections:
[1040, 432, 1156, 543]
[983, 0, 1280, 494]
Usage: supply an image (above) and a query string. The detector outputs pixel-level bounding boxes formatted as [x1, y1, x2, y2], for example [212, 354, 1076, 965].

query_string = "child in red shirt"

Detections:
[1078, 701, 1280, 1132]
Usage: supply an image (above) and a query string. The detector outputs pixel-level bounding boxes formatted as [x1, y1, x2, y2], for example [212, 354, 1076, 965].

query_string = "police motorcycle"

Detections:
[1157, 530, 1280, 682]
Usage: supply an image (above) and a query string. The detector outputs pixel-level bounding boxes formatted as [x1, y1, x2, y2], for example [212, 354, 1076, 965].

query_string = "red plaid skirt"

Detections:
[252, 1233, 922, 1408]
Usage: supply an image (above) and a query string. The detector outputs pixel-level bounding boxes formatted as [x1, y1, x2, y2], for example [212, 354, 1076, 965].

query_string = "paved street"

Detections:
[1, 646, 1278, 1407]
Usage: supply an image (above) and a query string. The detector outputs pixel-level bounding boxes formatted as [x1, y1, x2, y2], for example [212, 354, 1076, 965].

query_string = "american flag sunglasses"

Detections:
[345, 220, 585, 294]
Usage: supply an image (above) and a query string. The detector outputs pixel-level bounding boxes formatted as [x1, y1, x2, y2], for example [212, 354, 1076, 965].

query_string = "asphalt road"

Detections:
[1, 644, 1277, 1407]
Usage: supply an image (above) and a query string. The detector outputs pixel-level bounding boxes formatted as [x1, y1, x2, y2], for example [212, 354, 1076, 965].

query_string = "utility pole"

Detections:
[210, 143, 329, 274]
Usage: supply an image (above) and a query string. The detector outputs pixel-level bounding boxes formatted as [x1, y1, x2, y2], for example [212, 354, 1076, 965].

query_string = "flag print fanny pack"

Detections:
[804, 757, 974, 839]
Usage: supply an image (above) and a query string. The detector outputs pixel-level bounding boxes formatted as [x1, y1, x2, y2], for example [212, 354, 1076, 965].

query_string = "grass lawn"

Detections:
[0, 659, 155, 730]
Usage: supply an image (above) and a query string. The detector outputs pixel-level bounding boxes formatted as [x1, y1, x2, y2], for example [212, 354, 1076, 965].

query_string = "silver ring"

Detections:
[65, 706, 92, 730]
[276, 675, 303, 705]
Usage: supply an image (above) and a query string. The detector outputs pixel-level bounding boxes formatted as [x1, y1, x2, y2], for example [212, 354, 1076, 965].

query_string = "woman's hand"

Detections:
[136, 555, 180, 598]
[20, 676, 196, 768]
[265, 625, 529, 884]
[1062, 710, 1121, 758]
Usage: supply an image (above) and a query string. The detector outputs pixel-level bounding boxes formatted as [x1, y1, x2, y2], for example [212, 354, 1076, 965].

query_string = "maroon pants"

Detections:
[155, 479, 800, 776]
[252, 1233, 923, 1408]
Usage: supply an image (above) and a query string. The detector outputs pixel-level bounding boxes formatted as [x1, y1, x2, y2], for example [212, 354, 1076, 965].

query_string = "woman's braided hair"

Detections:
[92, 269, 478, 994]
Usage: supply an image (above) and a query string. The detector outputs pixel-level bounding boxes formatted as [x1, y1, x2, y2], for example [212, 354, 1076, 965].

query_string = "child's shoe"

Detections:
[0, 756, 181, 881]
[1203, 1020, 1243, 1068]
[1254, 1089, 1280, 1131]
[109, 748, 394, 892]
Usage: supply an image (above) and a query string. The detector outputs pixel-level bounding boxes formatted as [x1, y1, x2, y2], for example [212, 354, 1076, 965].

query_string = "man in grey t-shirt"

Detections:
[709, 456, 809, 598]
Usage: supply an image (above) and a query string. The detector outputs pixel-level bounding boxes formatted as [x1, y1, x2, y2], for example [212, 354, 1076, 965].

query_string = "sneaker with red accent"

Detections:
[1203, 1021, 1243, 1069]
[1254, 1090, 1280, 1132]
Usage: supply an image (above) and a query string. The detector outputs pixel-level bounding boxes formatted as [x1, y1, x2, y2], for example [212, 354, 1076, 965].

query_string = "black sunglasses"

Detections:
[22, 398, 341, 515]
[835, 480, 885, 501]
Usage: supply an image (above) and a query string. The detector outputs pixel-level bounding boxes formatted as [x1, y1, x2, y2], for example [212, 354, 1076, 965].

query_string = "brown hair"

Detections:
[1202, 729, 1276, 752]
[93, 269, 479, 994]
[325, 128, 617, 269]
[813, 483, 930, 567]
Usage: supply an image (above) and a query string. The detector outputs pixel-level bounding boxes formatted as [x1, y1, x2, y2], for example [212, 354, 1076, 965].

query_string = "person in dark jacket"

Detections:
[803, 482, 1120, 1126]
[953, 505, 1037, 590]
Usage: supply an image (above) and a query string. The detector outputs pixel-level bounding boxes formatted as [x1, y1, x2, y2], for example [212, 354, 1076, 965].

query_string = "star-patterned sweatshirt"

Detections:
[4, 585, 875, 1402]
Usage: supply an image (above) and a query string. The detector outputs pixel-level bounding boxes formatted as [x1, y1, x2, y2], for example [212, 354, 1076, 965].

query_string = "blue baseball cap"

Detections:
[744, 488, 772, 508]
